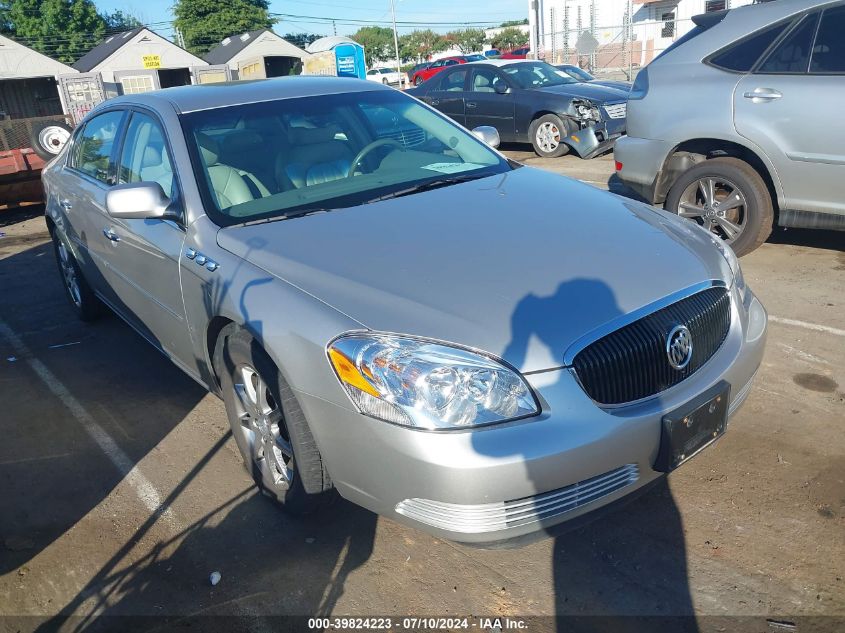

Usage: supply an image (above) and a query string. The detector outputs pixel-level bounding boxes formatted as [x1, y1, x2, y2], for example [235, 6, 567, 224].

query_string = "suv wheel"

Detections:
[665, 157, 773, 257]
[529, 114, 571, 158]
[214, 325, 335, 514]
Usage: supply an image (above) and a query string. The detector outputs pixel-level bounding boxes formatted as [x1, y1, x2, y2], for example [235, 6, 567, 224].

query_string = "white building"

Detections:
[73, 28, 210, 96]
[530, 0, 754, 71]
[0, 34, 76, 119]
[205, 29, 310, 79]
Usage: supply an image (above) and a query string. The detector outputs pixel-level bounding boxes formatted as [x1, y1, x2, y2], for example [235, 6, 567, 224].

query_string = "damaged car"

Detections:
[408, 60, 628, 159]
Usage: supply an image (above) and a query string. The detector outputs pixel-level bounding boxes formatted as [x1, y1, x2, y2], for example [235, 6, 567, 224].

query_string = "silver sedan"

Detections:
[42, 78, 767, 544]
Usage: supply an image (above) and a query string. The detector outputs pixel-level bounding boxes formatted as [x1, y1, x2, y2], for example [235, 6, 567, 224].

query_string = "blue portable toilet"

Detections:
[305, 36, 367, 80]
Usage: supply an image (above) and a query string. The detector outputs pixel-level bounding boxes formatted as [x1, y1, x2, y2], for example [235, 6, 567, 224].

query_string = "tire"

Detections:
[214, 325, 335, 514]
[529, 114, 571, 158]
[30, 120, 72, 162]
[50, 228, 103, 321]
[382, 78, 389, 85]
[664, 157, 773, 257]
[414, 76, 423, 86]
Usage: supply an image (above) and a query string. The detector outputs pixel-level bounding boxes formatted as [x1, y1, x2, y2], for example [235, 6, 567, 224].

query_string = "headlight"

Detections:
[327, 334, 539, 430]
[575, 102, 601, 121]
[712, 238, 746, 298]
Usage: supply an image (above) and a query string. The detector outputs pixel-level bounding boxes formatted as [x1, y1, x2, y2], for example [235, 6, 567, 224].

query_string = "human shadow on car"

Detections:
[472, 279, 697, 631]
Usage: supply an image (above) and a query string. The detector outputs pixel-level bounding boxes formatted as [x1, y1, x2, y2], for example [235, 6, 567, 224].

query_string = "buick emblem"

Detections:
[666, 325, 693, 370]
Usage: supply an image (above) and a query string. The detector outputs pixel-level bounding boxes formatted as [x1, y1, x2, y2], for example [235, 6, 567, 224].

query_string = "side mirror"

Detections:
[493, 81, 510, 95]
[106, 182, 175, 220]
[471, 126, 501, 149]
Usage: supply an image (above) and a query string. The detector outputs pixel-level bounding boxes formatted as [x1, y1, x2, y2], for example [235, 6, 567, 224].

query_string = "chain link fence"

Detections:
[537, 17, 696, 80]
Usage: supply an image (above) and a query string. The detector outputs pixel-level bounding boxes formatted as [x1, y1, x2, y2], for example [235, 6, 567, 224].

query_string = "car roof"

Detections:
[657, 0, 840, 62]
[465, 59, 542, 67]
[90, 76, 389, 115]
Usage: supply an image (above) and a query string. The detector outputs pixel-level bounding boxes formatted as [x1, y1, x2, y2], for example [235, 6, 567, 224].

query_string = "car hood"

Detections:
[217, 168, 731, 373]
[536, 82, 630, 103]
[591, 79, 632, 92]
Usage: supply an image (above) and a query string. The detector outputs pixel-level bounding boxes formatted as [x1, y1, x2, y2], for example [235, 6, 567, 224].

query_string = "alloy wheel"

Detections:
[233, 364, 295, 493]
[57, 240, 81, 307]
[677, 177, 748, 243]
[535, 121, 561, 153]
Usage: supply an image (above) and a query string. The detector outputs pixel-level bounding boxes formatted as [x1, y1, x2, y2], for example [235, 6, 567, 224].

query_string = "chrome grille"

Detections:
[603, 102, 627, 120]
[378, 127, 426, 148]
[395, 464, 639, 534]
[572, 287, 731, 405]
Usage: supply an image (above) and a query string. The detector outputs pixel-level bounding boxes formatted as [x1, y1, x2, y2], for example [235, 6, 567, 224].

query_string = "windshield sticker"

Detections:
[421, 162, 486, 174]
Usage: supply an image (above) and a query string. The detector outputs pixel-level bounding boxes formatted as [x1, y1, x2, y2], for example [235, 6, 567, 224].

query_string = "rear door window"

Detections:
[810, 5, 845, 73]
[709, 21, 790, 72]
[442, 69, 468, 92]
[758, 13, 819, 73]
[71, 110, 125, 184]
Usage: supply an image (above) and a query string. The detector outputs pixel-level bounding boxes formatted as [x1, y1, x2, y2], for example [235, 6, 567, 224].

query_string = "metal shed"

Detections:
[71, 27, 224, 98]
[205, 29, 310, 80]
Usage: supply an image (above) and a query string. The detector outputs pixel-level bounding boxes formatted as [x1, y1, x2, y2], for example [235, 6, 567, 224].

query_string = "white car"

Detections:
[366, 67, 406, 86]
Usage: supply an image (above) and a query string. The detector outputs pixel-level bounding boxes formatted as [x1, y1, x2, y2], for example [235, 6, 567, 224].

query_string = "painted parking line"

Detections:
[768, 316, 845, 338]
[0, 318, 181, 531]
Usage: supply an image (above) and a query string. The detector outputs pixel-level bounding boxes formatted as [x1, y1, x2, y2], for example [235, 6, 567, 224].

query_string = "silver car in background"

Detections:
[615, 0, 845, 256]
[42, 78, 766, 544]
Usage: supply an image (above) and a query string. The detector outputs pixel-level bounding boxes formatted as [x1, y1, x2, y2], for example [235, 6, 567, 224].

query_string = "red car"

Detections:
[499, 46, 530, 59]
[410, 54, 486, 86]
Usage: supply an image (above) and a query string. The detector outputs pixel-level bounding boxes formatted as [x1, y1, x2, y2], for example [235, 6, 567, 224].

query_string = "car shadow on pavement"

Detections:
[474, 279, 698, 631]
[0, 239, 209, 579]
[1, 238, 379, 630]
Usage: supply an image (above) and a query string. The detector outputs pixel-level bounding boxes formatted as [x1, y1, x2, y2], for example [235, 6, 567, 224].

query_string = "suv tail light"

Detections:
[629, 67, 649, 100]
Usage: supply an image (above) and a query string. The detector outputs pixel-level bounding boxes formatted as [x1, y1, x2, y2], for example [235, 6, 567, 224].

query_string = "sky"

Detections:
[96, 0, 528, 40]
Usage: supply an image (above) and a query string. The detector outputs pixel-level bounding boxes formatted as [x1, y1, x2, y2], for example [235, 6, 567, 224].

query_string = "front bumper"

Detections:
[297, 288, 767, 545]
[568, 117, 627, 160]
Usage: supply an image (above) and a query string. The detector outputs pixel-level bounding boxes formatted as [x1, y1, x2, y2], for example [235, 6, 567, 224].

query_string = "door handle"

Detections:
[59, 199, 72, 211]
[743, 88, 782, 101]
[102, 227, 120, 243]
[466, 102, 477, 109]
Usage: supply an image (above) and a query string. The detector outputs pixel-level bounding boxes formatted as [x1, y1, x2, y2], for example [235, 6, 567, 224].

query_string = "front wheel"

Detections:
[414, 76, 423, 86]
[664, 157, 773, 257]
[529, 114, 571, 158]
[214, 325, 334, 514]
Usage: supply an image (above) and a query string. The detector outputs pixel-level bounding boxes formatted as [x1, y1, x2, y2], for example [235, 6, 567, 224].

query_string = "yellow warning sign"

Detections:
[142, 55, 161, 69]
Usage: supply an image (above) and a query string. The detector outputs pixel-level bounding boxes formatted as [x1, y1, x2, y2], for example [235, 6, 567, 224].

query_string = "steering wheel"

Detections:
[348, 139, 405, 177]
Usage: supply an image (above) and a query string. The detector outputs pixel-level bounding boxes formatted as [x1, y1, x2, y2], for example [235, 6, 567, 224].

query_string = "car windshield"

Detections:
[503, 62, 579, 88]
[182, 89, 510, 226]
[464, 54, 487, 62]
[560, 65, 594, 82]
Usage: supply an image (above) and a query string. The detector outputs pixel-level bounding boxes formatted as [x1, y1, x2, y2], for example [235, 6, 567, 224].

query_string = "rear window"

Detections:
[709, 21, 790, 72]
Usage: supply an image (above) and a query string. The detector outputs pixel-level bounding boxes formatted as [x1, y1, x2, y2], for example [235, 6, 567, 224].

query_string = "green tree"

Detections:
[399, 29, 447, 62]
[102, 10, 141, 33]
[499, 19, 528, 28]
[448, 28, 487, 54]
[1, 0, 106, 62]
[173, 0, 276, 55]
[490, 27, 527, 51]
[351, 25, 394, 64]
[282, 32, 320, 50]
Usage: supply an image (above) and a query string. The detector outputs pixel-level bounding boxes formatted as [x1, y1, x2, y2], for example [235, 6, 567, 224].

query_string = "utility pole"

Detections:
[389, 0, 403, 87]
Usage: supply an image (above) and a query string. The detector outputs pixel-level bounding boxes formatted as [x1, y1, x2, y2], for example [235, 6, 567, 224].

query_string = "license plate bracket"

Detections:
[654, 381, 730, 473]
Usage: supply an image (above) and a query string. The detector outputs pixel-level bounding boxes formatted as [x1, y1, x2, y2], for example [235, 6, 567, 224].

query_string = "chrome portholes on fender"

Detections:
[185, 248, 219, 272]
